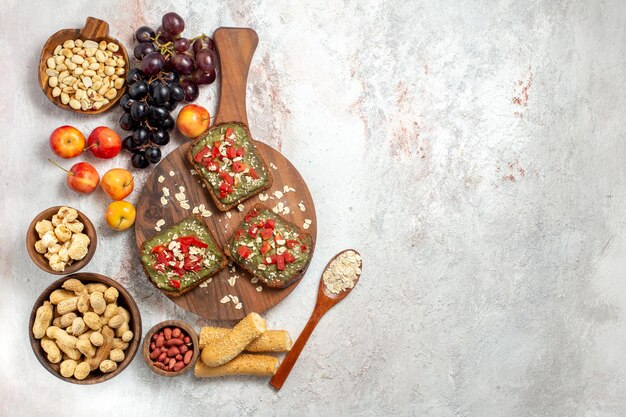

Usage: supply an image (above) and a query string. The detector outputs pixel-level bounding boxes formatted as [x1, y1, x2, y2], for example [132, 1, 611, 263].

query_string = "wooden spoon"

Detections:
[38, 17, 129, 114]
[270, 249, 363, 390]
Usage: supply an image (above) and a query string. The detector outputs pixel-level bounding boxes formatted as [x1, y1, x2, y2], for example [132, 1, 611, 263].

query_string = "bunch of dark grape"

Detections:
[120, 12, 217, 168]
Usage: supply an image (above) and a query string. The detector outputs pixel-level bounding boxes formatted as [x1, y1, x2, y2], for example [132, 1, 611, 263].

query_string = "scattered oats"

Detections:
[259, 193, 269, 202]
[160, 196, 168, 206]
[283, 206, 291, 215]
[158, 175, 165, 183]
[270, 163, 278, 169]
[154, 219, 165, 232]
[234, 303, 243, 310]
[180, 202, 190, 210]
[256, 286, 263, 292]
[201, 210, 212, 217]
[250, 277, 259, 284]
[220, 296, 230, 304]
[237, 204, 245, 212]
[199, 278, 212, 288]
[192, 206, 200, 214]
[199, 204, 205, 211]
[298, 202, 306, 212]
[274, 190, 284, 199]
[162, 187, 170, 197]
[201, 183, 206, 188]
[227, 275, 237, 287]
[178, 186, 185, 193]
[257, 264, 267, 270]
[228, 295, 239, 304]
[283, 186, 296, 193]
[226, 212, 232, 219]
[175, 192, 186, 201]
[303, 222, 310, 230]
[190, 169, 197, 175]
[169, 171, 175, 176]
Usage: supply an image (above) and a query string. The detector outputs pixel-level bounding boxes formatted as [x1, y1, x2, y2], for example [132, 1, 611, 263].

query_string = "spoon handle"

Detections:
[270, 309, 324, 390]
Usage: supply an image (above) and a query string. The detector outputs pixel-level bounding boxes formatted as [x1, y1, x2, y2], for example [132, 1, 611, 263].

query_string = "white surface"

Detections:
[1, 0, 626, 416]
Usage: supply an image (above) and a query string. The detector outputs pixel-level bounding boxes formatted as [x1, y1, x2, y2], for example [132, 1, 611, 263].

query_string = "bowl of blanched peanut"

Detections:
[29, 273, 142, 384]
[26, 206, 97, 275]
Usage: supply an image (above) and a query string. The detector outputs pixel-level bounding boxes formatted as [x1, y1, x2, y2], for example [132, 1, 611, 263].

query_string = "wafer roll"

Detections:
[201, 312, 266, 367]
[194, 354, 279, 377]
[199, 327, 292, 352]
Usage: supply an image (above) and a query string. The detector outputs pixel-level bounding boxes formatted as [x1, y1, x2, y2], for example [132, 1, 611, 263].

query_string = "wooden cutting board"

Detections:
[135, 28, 317, 321]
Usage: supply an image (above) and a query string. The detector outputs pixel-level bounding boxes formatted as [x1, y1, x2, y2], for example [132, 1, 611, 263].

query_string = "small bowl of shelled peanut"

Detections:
[29, 273, 142, 384]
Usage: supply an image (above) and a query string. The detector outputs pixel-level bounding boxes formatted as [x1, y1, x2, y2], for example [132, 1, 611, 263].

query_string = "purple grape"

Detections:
[195, 49, 216, 73]
[135, 26, 155, 43]
[191, 69, 216, 85]
[141, 52, 165, 76]
[180, 79, 199, 102]
[170, 53, 194, 75]
[134, 42, 156, 60]
[192, 37, 215, 55]
[173, 38, 190, 52]
[156, 26, 172, 43]
[162, 12, 185, 36]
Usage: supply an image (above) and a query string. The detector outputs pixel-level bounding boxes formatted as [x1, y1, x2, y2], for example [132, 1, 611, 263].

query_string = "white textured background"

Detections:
[1, 0, 625, 416]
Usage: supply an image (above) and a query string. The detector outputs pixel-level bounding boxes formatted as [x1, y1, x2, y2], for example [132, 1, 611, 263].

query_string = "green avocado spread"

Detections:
[226, 207, 312, 286]
[141, 217, 225, 292]
[190, 123, 270, 205]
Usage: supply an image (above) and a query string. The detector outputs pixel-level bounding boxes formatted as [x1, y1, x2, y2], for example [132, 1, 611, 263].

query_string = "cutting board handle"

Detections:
[213, 28, 258, 126]
[79, 17, 110, 39]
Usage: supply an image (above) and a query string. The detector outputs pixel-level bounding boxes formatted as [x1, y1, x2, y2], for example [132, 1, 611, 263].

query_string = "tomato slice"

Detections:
[232, 161, 246, 173]
[225, 127, 234, 138]
[236, 147, 245, 157]
[285, 240, 298, 248]
[177, 236, 208, 249]
[248, 226, 259, 238]
[283, 250, 296, 263]
[237, 245, 252, 259]
[225, 147, 237, 159]
[234, 229, 245, 239]
[274, 232, 284, 244]
[260, 228, 273, 240]
[248, 168, 260, 179]
[264, 219, 275, 229]
[194, 146, 210, 162]
[276, 254, 286, 270]
[169, 279, 181, 289]
[151, 245, 166, 253]
[260, 241, 272, 255]
[218, 170, 234, 185]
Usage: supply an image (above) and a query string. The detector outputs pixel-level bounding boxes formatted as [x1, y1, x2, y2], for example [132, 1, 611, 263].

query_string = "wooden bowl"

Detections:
[26, 206, 97, 275]
[38, 17, 129, 114]
[29, 273, 142, 384]
[142, 320, 199, 377]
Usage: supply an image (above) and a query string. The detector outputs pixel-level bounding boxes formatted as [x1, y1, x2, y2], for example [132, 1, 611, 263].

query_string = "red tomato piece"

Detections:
[151, 245, 166, 253]
[260, 228, 273, 240]
[248, 168, 260, 179]
[283, 251, 296, 263]
[300, 244, 308, 251]
[194, 146, 210, 162]
[232, 162, 246, 173]
[285, 240, 298, 248]
[169, 279, 181, 289]
[218, 191, 228, 199]
[260, 241, 272, 255]
[248, 226, 259, 238]
[264, 219, 275, 229]
[218, 170, 234, 185]
[235, 147, 245, 157]
[225, 147, 237, 159]
[225, 127, 234, 138]
[237, 245, 252, 259]
[276, 254, 286, 270]
[274, 232, 284, 243]
[177, 236, 208, 249]
[234, 229, 245, 239]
